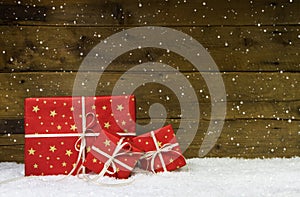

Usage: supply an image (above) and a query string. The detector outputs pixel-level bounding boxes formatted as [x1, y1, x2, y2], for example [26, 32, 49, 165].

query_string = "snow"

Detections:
[1, 158, 300, 197]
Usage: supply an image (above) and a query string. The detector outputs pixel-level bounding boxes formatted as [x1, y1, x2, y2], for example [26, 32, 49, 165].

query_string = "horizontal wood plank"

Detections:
[0, 72, 299, 119]
[1, 119, 299, 162]
[186, 119, 300, 158]
[1, 98, 300, 134]
[0, 0, 299, 26]
[0, 26, 299, 72]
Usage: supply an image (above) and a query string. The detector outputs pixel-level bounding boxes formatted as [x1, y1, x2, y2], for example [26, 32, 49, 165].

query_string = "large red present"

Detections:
[24, 95, 136, 176]
[131, 125, 186, 173]
[83, 129, 143, 179]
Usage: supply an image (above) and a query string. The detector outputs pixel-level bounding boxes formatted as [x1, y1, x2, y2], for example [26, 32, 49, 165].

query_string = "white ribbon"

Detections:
[90, 137, 134, 180]
[140, 131, 181, 173]
[25, 133, 99, 138]
[68, 96, 98, 176]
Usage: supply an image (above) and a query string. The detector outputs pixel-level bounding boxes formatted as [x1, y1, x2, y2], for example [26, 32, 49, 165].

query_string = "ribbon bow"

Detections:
[140, 131, 182, 173]
[89, 137, 134, 181]
[68, 97, 98, 176]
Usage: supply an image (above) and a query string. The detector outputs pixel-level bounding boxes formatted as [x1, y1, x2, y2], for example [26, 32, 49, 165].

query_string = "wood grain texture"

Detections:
[0, 0, 299, 26]
[0, 26, 299, 72]
[0, 72, 299, 119]
[1, 119, 299, 162]
[0, 0, 299, 160]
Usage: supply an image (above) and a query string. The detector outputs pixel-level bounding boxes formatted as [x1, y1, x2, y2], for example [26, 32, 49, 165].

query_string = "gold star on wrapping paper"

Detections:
[70, 124, 77, 131]
[65, 149, 73, 157]
[169, 158, 174, 163]
[32, 106, 40, 113]
[49, 145, 57, 152]
[104, 122, 111, 129]
[70, 106, 74, 111]
[117, 104, 124, 111]
[92, 105, 96, 110]
[62, 162, 67, 167]
[50, 110, 57, 117]
[86, 146, 91, 152]
[92, 158, 97, 163]
[33, 163, 38, 169]
[157, 141, 163, 148]
[121, 120, 126, 126]
[104, 139, 111, 147]
[28, 148, 36, 155]
[102, 105, 107, 110]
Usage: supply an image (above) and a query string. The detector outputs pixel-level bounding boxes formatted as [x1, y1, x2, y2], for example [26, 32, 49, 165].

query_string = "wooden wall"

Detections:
[0, 0, 299, 162]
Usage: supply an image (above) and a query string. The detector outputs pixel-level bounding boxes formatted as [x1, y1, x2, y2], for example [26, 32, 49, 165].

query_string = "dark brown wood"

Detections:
[0, 0, 299, 160]
[0, 26, 299, 73]
[0, 72, 299, 119]
[0, 0, 299, 26]
[1, 119, 299, 162]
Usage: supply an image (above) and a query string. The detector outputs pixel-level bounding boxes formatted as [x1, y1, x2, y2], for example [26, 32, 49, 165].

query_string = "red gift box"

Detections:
[83, 130, 143, 179]
[24, 95, 136, 176]
[131, 125, 186, 173]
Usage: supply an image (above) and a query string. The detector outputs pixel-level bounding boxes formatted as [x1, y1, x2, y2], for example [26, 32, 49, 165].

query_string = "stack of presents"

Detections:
[24, 95, 186, 179]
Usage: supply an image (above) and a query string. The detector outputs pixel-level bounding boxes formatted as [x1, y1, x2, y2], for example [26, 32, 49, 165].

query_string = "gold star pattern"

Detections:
[28, 148, 36, 155]
[102, 105, 107, 110]
[117, 104, 124, 111]
[87, 146, 91, 152]
[65, 149, 73, 157]
[169, 158, 174, 163]
[49, 145, 57, 152]
[92, 105, 96, 110]
[157, 141, 163, 148]
[121, 120, 126, 126]
[62, 162, 67, 167]
[104, 122, 111, 129]
[70, 106, 74, 111]
[33, 163, 38, 169]
[57, 125, 62, 130]
[92, 158, 97, 163]
[50, 110, 57, 117]
[103, 139, 111, 147]
[32, 106, 40, 113]
[70, 124, 77, 131]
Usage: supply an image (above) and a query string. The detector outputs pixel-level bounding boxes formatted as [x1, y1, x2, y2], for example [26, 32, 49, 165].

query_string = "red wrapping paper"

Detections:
[24, 95, 136, 176]
[83, 130, 143, 179]
[131, 125, 186, 173]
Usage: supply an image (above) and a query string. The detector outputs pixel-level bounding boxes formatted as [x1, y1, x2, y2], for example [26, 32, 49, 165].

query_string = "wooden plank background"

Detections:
[0, 0, 299, 162]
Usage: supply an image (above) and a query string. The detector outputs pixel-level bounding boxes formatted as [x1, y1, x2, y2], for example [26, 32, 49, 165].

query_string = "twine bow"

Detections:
[140, 131, 182, 173]
[90, 137, 134, 180]
[68, 96, 98, 176]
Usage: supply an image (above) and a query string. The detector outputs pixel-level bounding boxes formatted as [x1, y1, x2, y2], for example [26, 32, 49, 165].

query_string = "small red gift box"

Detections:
[83, 130, 143, 179]
[24, 95, 136, 176]
[131, 125, 186, 173]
